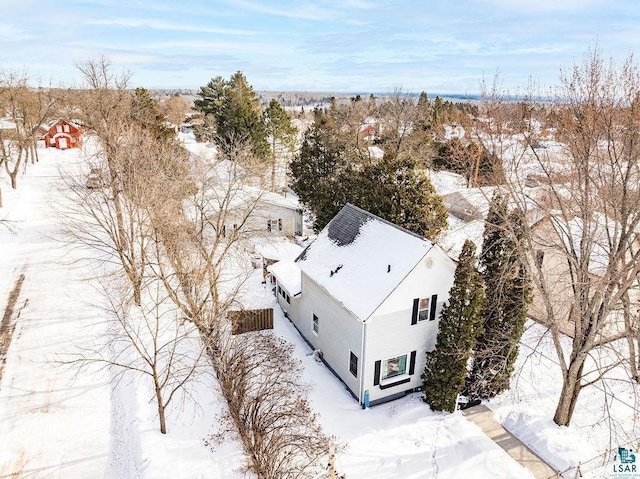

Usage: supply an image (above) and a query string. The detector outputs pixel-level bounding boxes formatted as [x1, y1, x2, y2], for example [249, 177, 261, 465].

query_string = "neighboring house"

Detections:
[442, 187, 495, 222]
[210, 185, 303, 240]
[268, 204, 456, 406]
[255, 188, 303, 237]
[43, 119, 82, 149]
[527, 212, 637, 338]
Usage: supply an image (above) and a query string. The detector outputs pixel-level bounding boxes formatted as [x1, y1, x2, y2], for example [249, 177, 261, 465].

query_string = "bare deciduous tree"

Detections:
[0, 70, 58, 189]
[209, 331, 331, 479]
[478, 49, 640, 426]
[64, 278, 204, 434]
[161, 94, 190, 130]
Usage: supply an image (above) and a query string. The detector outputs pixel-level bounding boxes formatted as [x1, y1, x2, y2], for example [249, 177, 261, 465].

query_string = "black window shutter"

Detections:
[278, 219, 282, 231]
[411, 298, 419, 325]
[409, 351, 417, 375]
[374, 360, 381, 386]
[429, 294, 438, 321]
[267, 220, 271, 232]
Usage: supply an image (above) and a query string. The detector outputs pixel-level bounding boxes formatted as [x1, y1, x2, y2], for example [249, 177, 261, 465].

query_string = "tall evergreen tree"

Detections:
[290, 110, 350, 230]
[193, 72, 268, 158]
[466, 195, 532, 398]
[433, 95, 445, 130]
[290, 108, 447, 239]
[130, 87, 173, 140]
[352, 155, 448, 241]
[262, 99, 297, 191]
[422, 240, 485, 412]
[416, 91, 431, 132]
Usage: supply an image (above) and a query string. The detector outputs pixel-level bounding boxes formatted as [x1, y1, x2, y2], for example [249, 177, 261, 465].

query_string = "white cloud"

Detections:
[224, 0, 333, 20]
[0, 23, 36, 40]
[84, 18, 258, 36]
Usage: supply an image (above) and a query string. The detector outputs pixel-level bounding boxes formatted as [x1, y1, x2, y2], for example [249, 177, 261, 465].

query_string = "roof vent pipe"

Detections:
[387, 264, 391, 273]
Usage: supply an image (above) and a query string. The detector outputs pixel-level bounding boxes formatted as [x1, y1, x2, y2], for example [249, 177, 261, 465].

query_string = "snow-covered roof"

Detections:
[295, 203, 434, 321]
[439, 219, 485, 260]
[244, 186, 301, 212]
[0, 117, 16, 130]
[253, 238, 303, 262]
[442, 187, 495, 222]
[367, 145, 384, 160]
[268, 260, 302, 296]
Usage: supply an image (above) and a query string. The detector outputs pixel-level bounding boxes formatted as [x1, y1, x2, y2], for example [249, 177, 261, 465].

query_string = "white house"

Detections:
[268, 204, 456, 406]
[255, 188, 303, 237]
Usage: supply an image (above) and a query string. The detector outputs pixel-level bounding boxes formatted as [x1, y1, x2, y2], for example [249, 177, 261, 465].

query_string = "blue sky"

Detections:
[1, 0, 638, 93]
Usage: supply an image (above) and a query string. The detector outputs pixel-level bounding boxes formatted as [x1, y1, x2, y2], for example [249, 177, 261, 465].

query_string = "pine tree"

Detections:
[193, 72, 268, 158]
[290, 107, 448, 238]
[416, 91, 431, 132]
[467, 195, 532, 398]
[130, 87, 172, 140]
[290, 110, 356, 231]
[352, 155, 448, 241]
[433, 95, 445, 130]
[422, 240, 485, 412]
[262, 99, 297, 191]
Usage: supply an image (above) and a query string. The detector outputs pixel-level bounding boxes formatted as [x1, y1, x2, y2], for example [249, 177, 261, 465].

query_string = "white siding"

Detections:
[364, 246, 456, 404]
[293, 272, 364, 399]
[278, 244, 456, 406]
[262, 204, 302, 236]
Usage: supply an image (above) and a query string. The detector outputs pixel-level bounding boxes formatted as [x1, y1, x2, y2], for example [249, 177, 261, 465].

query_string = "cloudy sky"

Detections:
[1, 0, 638, 93]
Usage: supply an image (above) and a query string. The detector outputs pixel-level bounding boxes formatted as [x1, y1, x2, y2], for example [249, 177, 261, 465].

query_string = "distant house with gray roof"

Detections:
[268, 204, 456, 406]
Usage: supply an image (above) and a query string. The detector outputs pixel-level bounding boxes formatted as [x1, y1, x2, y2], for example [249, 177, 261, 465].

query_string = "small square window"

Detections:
[312, 313, 319, 335]
[418, 298, 430, 321]
[381, 354, 407, 380]
[349, 351, 358, 377]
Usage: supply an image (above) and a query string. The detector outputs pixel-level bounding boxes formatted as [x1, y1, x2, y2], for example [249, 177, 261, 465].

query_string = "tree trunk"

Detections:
[154, 380, 167, 434]
[553, 358, 585, 426]
[0, 187, 3, 208]
[623, 292, 638, 382]
[636, 337, 640, 384]
[628, 335, 638, 382]
[133, 276, 142, 307]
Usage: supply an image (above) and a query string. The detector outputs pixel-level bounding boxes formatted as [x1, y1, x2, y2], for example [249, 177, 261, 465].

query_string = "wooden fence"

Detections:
[229, 308, 274, 335]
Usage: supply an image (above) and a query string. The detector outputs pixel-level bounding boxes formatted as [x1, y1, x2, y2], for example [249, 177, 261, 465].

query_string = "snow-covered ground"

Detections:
[0, 139, 636, 478]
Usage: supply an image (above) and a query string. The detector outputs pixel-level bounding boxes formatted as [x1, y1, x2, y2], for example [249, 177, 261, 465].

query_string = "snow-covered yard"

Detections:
[0, 140, 636, 478]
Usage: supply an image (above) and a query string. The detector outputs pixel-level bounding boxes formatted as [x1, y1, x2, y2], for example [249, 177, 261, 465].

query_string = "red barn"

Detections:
[43, 119, 83, 149]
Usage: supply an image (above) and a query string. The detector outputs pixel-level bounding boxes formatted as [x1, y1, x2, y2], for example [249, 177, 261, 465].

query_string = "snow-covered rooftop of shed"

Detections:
[295, 204, 433, 321]
[267, 260, 302, 296]
[253, 238, 303, 262]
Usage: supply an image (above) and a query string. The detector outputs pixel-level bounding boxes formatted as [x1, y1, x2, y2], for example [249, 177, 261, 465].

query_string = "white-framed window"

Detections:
[418, 297, 430, 321]
[349, 351, 358, 377]
[56, 125, 62, 133]
[268, 219, 278, 232]
[381, 354, 407, 380]
[63, 124, 70, 133]
[312, 313, 319, 335]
